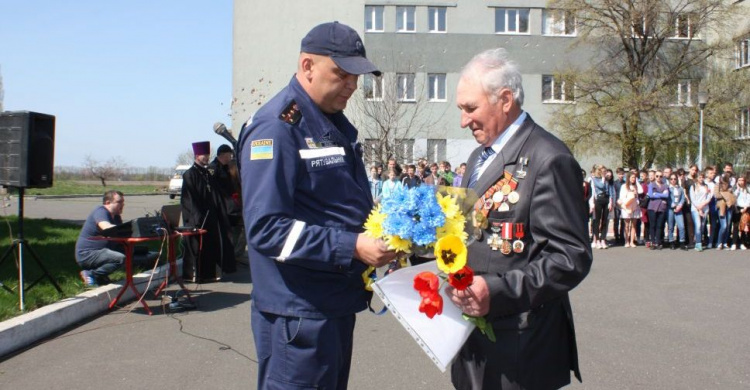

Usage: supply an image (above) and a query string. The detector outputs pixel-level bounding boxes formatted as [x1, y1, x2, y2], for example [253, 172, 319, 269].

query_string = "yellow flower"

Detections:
[437, 215, 467, 241]
[435, 235, 467, 274]
[437, 193, 460, 220]
[386, 234, 412, 253]
[364, 206, 386, 239]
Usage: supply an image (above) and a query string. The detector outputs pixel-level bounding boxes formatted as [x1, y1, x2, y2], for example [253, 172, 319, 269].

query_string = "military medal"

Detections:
[501, 184, 512, 195]
[508, 191, 520, 204]
[492, 191, 504, 204]
[501, 222, 514, 255]
[498, 202, 510, 212]
[516, 157, 529, 179]
[513, 223, 525, 253]
[472, 211, 487, 240]
[489, 222, 502, 251]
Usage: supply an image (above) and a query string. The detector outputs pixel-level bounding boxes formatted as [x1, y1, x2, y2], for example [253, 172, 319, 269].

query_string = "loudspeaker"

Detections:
[0, 111, 55, 188]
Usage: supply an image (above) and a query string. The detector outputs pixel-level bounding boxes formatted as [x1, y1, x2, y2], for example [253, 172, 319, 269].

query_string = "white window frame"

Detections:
[671, 13, 697, 39]
[397, 73, 416, 102]
[428, 73, 446, 102]
[542, 75, 575, 103]
[365, 6, 384, 32]
[396, 6, 416, 33]
[428, 7, 447, 33]
[363, 74, 383, 101]
[673, 79, 693, 106]
[543, 9, 576, 36]
[427, 139, 447, 163]
[396, 139, 415, 165]
[495, 8, 530, 34]
[630, 10, 656, 38]
[739, 107, 750, 139]
[738, 36, 750, 69]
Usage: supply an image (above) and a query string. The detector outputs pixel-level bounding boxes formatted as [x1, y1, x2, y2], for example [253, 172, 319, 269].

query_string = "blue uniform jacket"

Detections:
[237, 76, 373, 319]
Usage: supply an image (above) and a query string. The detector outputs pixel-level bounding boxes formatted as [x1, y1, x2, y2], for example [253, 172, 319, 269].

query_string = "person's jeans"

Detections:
[648, 210, 667, 245]
[667, 209, 686, 243]
[692, 210, 707, 245]
[708, 203, 719, 247]
[77, 248, 125, 280]
[718, 209, 732, 246]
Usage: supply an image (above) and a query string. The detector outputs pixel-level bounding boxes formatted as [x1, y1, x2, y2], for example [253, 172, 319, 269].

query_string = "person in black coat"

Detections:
[448, 48, 592, 390]
[181, 141, 236, 282]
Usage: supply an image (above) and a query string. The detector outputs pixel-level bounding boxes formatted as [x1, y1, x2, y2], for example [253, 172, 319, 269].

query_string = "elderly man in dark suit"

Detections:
[447, 48, 593, 390]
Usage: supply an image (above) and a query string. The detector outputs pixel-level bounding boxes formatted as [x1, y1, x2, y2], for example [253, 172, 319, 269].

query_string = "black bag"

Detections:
[638, 195, 650, 208]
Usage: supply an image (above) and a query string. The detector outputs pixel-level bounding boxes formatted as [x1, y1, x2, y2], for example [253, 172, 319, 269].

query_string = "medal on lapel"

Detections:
[501, 222, 513, 255]
[489, 221, 502, 251]
[513, 223, 525, 253]
[516, 157, 529, 179]
[472, 211, 487, 240]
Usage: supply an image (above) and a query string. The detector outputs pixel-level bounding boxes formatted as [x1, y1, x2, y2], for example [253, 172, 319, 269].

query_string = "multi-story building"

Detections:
[232, 1, 747, 170]
[734, 1, 750, 143]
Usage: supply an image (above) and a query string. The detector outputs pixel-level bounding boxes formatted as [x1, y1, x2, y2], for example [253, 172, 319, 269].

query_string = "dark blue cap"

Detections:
[301, 22, 381, 76]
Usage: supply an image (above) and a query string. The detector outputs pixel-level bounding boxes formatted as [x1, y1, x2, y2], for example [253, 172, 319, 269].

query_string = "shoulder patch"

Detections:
[278, 101, 301, 125]
[250, 139, 274, 160]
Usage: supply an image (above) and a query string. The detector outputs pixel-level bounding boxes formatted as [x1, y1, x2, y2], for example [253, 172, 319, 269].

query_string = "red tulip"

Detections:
[419, 291, 443, 319]
[414, 271, 439, 298]
[448, 266, 474, 290]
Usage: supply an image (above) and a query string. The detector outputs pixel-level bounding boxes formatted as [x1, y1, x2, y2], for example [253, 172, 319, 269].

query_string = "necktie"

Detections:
[468, 147, 495, 188]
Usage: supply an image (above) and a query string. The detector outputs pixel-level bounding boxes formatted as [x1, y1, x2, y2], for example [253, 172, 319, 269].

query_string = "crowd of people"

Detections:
[368, 157, 467, 201]
[583, 162, 750, 251]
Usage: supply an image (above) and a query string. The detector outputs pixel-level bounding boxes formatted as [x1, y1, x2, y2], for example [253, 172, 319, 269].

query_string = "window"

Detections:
[672, 13, 697, 39]
[495, 8, 529, 34]
[397, 73, 416, 102]
[365, 6, 384, 32]
[428, 74, 446, 101]
[630, 10, 656, 37]
[395, 139, 415, 165]
[739, 108, 750, 139]
[396, 6, 416, 32]
[363, 74, 383, 101]
[738, 36, 750, 68]
[428, 7, 446, 33]
[542, 75, 575, 103]
[364, 139, 381, 166]
[427, 139, 446, 163]
[543, 9, 576, 36]
[674, 79, 693, 106]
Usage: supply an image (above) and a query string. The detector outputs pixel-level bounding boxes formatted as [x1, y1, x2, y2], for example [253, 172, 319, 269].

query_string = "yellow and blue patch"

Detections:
[250, 139, 273, 160]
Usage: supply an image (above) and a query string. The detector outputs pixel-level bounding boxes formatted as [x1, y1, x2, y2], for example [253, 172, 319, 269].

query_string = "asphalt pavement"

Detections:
[0, 195, 749, 389]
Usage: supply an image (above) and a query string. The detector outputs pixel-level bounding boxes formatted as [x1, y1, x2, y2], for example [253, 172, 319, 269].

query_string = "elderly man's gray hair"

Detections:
[460, 48, 524, 107]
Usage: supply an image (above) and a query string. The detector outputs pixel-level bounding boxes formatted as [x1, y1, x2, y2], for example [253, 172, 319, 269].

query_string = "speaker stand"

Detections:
[0, 188, 63, 311]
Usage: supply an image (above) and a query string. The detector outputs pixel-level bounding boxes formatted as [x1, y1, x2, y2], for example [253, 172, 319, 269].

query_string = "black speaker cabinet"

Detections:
[0, 111, 55, 188]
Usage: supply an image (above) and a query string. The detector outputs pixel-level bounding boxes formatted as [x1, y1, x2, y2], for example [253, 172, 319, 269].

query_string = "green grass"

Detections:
[20, 180, 166, 196]
[0, 216, 166, 321]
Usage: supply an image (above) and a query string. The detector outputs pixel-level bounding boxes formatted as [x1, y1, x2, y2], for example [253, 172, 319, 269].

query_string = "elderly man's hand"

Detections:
[446, 275, 490, 317]
[354, 234, 397, 268]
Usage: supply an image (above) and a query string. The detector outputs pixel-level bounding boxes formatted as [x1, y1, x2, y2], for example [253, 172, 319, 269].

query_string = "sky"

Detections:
[0, 1, 233, 168]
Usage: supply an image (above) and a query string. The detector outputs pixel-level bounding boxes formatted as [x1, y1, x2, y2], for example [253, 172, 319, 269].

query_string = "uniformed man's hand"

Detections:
[354, 234, 398, 268]
[446, 276, 490, 317]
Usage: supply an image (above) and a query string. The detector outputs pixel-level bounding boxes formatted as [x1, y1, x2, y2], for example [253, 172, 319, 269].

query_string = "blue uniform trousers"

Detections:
[251, 302, 355, 390]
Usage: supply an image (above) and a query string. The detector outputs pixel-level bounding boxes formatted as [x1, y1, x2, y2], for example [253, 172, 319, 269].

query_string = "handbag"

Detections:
[638, 195, 650, 208]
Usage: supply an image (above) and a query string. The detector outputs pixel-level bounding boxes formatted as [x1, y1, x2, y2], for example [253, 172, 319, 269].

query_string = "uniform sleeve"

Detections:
[483, 153, 593, 317]
[240, 121, 358, 273]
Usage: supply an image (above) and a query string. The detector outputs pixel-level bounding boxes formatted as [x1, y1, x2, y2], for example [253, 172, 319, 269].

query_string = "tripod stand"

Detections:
[0, 187, 63, 311]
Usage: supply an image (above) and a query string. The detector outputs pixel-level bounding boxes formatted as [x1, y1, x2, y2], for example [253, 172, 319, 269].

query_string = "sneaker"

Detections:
[80, 270, 96, 287]
[717, 244, 723, 250]
[591, 242, 597, 249]
[731, 245, 737, 251]
[694, 244, 703, 252]
[681, 243, 689, 251]
[742, 245, 747, 250]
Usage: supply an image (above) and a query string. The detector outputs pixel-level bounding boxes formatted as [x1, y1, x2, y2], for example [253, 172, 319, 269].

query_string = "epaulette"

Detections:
[278, 100, 302, 125]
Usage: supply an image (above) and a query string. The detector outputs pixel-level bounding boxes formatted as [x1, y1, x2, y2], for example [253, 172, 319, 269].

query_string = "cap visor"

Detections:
[332, 56, 381, 76]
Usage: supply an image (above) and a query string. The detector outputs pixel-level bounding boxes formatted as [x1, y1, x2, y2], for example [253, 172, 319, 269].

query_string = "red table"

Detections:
[91, 229, 205, 315]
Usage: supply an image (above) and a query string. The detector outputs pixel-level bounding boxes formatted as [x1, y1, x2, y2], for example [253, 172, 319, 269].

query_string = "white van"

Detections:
[168, 165, 192, 199]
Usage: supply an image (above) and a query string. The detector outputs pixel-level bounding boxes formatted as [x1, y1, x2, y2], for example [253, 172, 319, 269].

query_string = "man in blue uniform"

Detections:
[237, 22, 397, 389]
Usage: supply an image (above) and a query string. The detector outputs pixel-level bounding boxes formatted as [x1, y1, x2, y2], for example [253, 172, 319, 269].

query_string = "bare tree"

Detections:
[547, 0, 746, 169]
[349, 57, 448, 167]
[83, 155, 127, 186]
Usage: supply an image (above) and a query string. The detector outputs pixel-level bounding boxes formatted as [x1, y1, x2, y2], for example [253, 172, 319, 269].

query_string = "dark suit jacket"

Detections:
[452, 115, 592, 390]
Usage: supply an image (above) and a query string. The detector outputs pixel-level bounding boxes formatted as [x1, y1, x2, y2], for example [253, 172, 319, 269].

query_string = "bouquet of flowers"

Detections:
[363, 185, 495, 341]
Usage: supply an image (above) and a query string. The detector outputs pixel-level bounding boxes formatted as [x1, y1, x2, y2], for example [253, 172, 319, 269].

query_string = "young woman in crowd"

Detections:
[666, 173, 688, 250]
[714, 178, 736, 250]
[732, 176, 750, 250]
[618, 172, 642, 247]
[589, 165, 615, 249]
[690, 173, 712, 252]
[381, 169, 402, 199]
[647, 170, 670, 249]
